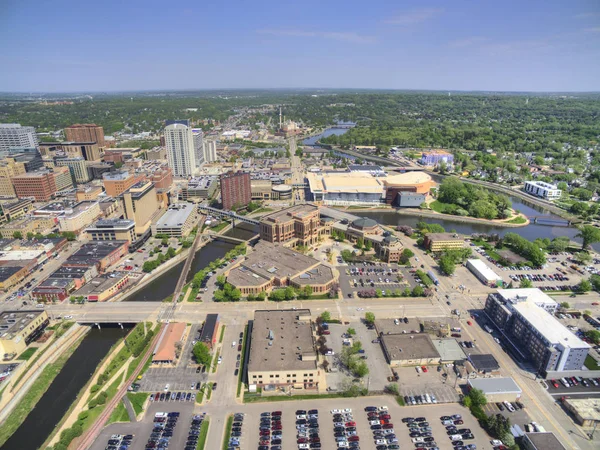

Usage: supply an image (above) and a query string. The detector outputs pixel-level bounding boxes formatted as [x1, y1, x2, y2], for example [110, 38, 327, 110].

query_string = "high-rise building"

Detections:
[12, 150, 44, 173]
[0, 124, 39, 153]
[11, 171, 57, 201]
[102, 170, 144, 197]
[53, 166, 74, 192]
[55, 157, 91, 184]
[0, 158, 26, 198]
[122, 181, 160, 235]
[65, 124, 105, 148]
[192, 129, 205, 169]
[220, 171, 251, 210]
[203, 139, 217, 163]
[164, 123, 196, 177]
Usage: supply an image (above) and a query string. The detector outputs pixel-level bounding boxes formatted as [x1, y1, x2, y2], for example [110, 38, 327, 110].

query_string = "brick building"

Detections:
[220, 171, 251, 210]
[12, 171, 57, 201]
[65, 124, 105, 148]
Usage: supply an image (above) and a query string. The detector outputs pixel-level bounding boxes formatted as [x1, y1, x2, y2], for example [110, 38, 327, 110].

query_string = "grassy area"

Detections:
[236, 325, 248, 397]
[17, 347, 38, 360]
[429, 200, 453, 213]
[219, 325, 226, 344]
[212, 350, 220, 373]
[507, 216, 527, 224]
[206, 383, 213, 401]
[395, 396, 406, 406]
[221, 415, 233, 450]
[0, 334, 83, 447]
[196, 418, 210, 450]
[585, 355, 600, 370]
[209, 221, 230, 233]
[125, 324, 161, 379]
[108, 400, 129, 424]
[126, 392, 148, 416]
[250, 207, 274, 215]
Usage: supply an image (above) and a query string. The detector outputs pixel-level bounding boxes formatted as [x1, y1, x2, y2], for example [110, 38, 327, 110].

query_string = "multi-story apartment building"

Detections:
[0, 124, 39, 153]
[260, 204, 321, 246]
[420, 150, 454, 167]
[484, 288, 589, 374]
[247, 309, 325, 391]
[220, 171, 251, 210]
[192, 128, 205, 169]
[103, 170, 144, 197]
[55, 157, 91, 184]
[53, 166, 74, 192]
[0, 158, 26, 197]
[86, 219, 136, 243]
[203, 139, 217, 163]
[11, 171, 57, 201]
[122, 181, 160, 235]
[64, 123, 105, 148]
[57, 201, 102, 233]
[423, 232, 465, 252]
[164, 123, 196, 177]
[524, 181, 562, 200]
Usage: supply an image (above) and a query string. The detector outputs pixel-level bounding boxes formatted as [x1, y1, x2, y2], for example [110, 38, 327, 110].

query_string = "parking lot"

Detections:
[338, 262, 419, 299]
[237, 397, 489, 450]
[138, 366, 207, 392]
[89, 402, 196, 450]
[397, 365, 461, 405]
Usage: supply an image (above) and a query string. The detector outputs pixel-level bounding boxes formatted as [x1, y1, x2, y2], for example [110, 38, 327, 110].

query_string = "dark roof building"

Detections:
[468, 353, 500, 373]
[199, 314, 220, 349]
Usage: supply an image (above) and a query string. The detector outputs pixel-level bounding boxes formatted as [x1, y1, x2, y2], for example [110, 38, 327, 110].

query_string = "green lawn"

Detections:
[196, 418, 209, 450]
[212, 350, 220, 373]
[219, 325, 226, 344]
[236, 325, 248, 397]
[585, 355, 600, 370]
[126, 392, 148, 416]
[17, 347, 38, 360]
[221, 415, 233, 450]
[209, 221, 230, 233]
[0, 337, 82, 447]
[108, 400, 129, 424]
[507, 216, 527, 224]
[429, 200, 452, 213]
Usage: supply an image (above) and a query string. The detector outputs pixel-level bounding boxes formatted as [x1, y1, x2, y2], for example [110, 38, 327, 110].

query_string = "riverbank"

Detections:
[333, 206, 530, 228]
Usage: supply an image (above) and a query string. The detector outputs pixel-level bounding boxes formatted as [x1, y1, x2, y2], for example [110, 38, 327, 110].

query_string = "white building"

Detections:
[524, 181, 561, 200]
[55, 157, 91, 184]
[192, 128, 205, 169]
[203, 139, 217, 163]
[466, 259, 503, 287]
[0, 123, 39, 153]
[164, 123, 196, 177]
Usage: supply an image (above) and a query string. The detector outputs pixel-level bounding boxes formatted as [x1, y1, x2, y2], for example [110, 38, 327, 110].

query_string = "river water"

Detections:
[125, 240, 235, 302]
[3, 325, 131, 450]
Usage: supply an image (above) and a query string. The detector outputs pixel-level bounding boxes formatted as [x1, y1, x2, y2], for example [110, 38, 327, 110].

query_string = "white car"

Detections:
[412, 437, 424, 443]
[232, 341, 236, 347]
[331, 409, 341, 414]
[297, 414, 307, 419]
[298, 444, 310, 450]
[376, 439, 386, 445]
[218, 356, 222, 364]
[343, 408, 352, 413]
[64, 315, 73, 319]
[370, 420, 380, 425]
[491, 440, 504, 447]
[378, 406, 388, 411]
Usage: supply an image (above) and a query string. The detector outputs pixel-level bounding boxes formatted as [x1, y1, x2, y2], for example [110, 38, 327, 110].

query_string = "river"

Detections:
[3, 325, 131, 450]
[125, 240, 236, 302]
[302, 128, 351, 147]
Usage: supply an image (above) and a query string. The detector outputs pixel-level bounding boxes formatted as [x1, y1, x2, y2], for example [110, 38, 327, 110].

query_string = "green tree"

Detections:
[590, 274, 600, 291]
[355, 237, 364, 250]
[353, 361, 369, 378]
[347, 327, 356, 336]
[574, 252, 592, 265]
[61, 231, 77, 241]
[412, 285, 425, 297]
[577, 279, 592, 293]
[364, 239, 372, 251]
[192, 342, 212, 367]
[364, 312, 375, 325]
[438, 254, 456, 275]
[399, 248, 414, 264]
[520, 279, 533, 288]
[585, 329, 600, 345]
[467, 387, 487, 408]
[560, 301, 571, 309]
[216, 274, 226, 287]
[26, 232, 34, 240]
[576, 225, 600, 250]
[13, 231, 23, 239]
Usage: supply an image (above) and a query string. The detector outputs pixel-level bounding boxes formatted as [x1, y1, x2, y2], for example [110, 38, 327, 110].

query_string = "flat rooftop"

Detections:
[240, 242, 319, 280]
[426, 232, 462, 241]
[383, 171, 433, 185]
[248, 309, 317, 372]
[87, 219, 135, 230]
[497, 288, 557, 308]
[431, 338, 467, 361]
[291, 264, 335, 286]
[66, 241, 127, 263]
[155, 203, 195, 229]
[468, 259, 502, 281]
[0, 310, 46, 340]
[0, 265, 24, 282]
[381, 334, 440, 361]
[563, 398, 600, 422]
[524, 432, 566, 450]
[321, 172, 384, 194]
[72, 272, 128, 296]
[50, 266, 93, 278]
[467, 353, 500, 372]
[261, 204, 319, 223]
[468, 377, 522, 394]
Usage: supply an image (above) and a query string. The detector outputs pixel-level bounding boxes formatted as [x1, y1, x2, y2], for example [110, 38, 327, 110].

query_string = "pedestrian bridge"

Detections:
[197, 205, 260, 225]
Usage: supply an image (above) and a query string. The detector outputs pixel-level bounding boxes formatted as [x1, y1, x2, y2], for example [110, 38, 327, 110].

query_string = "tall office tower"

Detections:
[220, 171, 251, 210]
[164, 123, 196, 177]
[0, 158, 26, 197]
[203, 139, 217, 163]
[0, 124, 39, 153]
[121, 181, 160, 236]
[192, 129, 205, 169]
[55, 157, 91, 184]
[12, 171, 57, 201]
[65, 124, 105, 148]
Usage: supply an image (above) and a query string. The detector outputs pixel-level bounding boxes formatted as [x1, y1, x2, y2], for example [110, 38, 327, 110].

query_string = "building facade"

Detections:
[180, 177, 217, 201]
[0, 311, 49, 357]
[57, 201, 102, 233]
[192, 129, 205, 169]
[420, 150, 454, 167]
[164, 123, 196, 177]
[485, 289, 589, 374]
[220, 171, 251, 210]
[53, 166, 74, 192]
[153, 203, 197, 237]
[55, 157, 91, 184]
[64, 124, 105, 148]
[0, 124, 39, 153]
[203, 139, 217, 163]
[12, 171, 57, 201]
[423, 233, 465, 252]
[86, 219, 136, 243]
[0, 158, 26, 197]
[260, 204, 321, 246]
[103, 170, 144, 197]
[122, 181, 160, 235]
[524, 181, 561, 200]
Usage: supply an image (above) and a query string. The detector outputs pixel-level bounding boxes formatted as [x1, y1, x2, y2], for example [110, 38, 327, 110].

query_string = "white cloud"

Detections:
[257, 29, 375, 44]
[448, 37, 489, 48]
[384, 8, 444, 25]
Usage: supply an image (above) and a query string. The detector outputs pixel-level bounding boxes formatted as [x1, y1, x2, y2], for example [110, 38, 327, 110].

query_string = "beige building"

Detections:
[62, 142, 102, 161]
[103, 170, 144, 197]
[0, 158, 26, 197]
[0, 310, 50, 357]
[53, 166, 74, 192]
[380, 333, 441, 367]
[58, 201, 102, 233]
[76, 185, 103, 201]
[0, 265, 30, 290]
[86, 219, 136, 243]
[153, 203, 197, 237]
[0, 217, 56, 239]
[563, 398, 600, 427]
[122, 181, 160, 235]
[248, 309, 325, 391]
[259, 204, 321, 247]
[0, 199, 34, 222]
[423, 233, 465, 252]
[251, 179, 273, 201]
[72, 272, 130, 302]
[55, 157, 91, 184]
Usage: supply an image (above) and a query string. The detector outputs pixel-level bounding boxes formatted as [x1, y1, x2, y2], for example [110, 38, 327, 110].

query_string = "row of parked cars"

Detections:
[365, 406, 399, 450]
[440, 415, 475, 450]
[508, 272, 569, 282]
[146, 412, 179, 449]
[228, 412, 244, 449]
[184, 414, 205, 450]
[495, 401, 523, 413]
[332, 407, 360, 449]
[403, 393, 438, 405]
[403, 416, 438, 449]
[149, 390, 196, 402]
[257, 410, 283, 450]
[552, 376, 600, 388]
[105, 434, 133, 450]
[296, 408, 320, 449]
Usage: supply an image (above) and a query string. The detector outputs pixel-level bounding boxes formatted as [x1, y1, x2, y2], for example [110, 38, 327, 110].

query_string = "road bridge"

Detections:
[198, 205, 260, 225]
[203, 231, 259, 245]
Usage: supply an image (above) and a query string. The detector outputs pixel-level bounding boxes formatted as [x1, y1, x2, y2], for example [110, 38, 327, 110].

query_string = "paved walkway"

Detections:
[122, 395, 137, 422]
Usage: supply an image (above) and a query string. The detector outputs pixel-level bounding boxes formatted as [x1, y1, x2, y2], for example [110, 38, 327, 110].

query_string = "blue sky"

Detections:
[1, 0, 599, 92]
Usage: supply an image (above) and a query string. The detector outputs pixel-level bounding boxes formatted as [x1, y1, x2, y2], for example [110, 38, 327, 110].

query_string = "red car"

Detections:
[322, 330, 331, 335]
[380, 414, 391, 420]
[349, 436, 360, 442]
[259, 430, 270, 436]
[297, 438, 307, 444]
[467, 320, 472, 326]
[382, 423, 394, 429]
[380, 419, 391, 425]
[345, 422, 356, 427]
[421, 366, 428, 373]
[551, 379, 559, 388]
[272, 425, 282, 430]
[453, 420, 463, 425]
